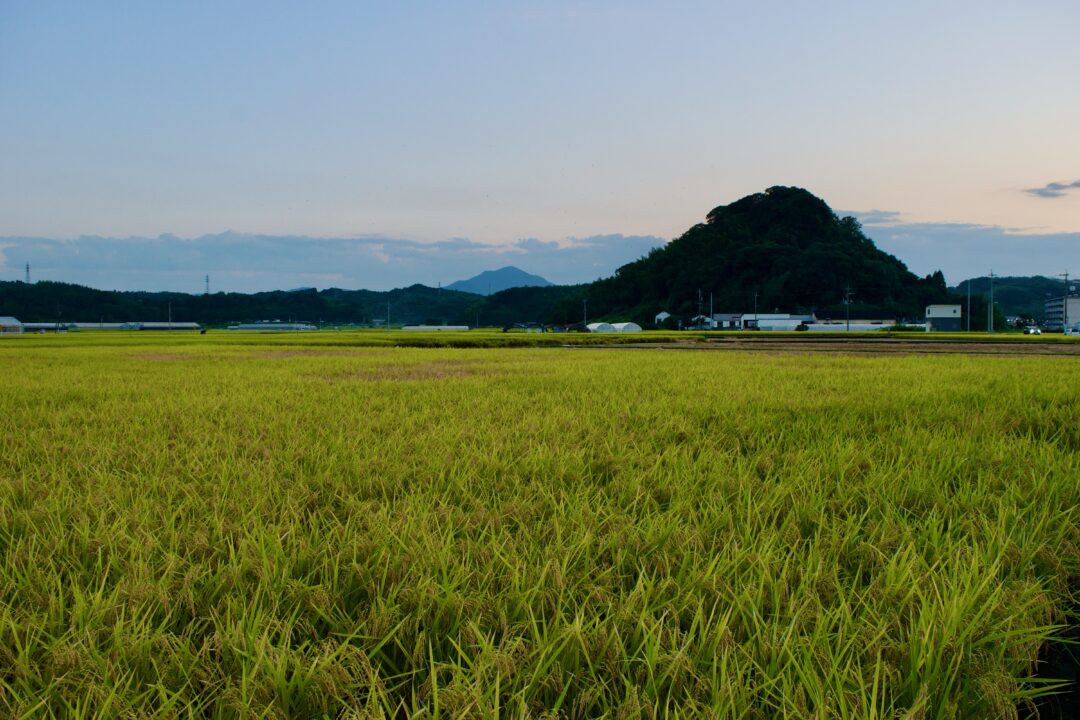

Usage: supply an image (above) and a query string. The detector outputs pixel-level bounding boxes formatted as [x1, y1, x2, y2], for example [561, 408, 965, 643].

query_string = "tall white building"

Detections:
[1044, 296, 1080, 331]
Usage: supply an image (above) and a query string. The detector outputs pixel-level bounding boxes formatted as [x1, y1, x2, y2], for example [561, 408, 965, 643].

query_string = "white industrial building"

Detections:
[23, 322, 128, 332]
[120, 322, 201, 331]
[22, 322, 70, 332]
[69, 322, 127, 330]
[740, 313, 815, 331]
[709, 312, 896, 332]
[227, 321, 315, 331]
[807, 321, 895, 332]
[711, 313, 742, 329]
[1044, 297, 1080, 332]
[0, 316, 24, 334]
[925, 305, 962, 332]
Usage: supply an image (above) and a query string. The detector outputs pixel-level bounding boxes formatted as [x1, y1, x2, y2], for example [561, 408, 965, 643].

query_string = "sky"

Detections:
[1, 0, 1078, 292]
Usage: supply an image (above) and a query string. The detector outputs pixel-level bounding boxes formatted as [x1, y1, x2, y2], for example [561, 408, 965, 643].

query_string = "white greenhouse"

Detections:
[611, 322, 642, 332]
[0, 316, 24, 334]
[586, 322, 616, 333]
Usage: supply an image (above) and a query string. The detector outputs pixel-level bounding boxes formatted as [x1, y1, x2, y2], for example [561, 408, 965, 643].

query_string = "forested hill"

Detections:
[0, 281, 483, 326]
[576, 186, 951, 324]
[952, 275, 1066, 320]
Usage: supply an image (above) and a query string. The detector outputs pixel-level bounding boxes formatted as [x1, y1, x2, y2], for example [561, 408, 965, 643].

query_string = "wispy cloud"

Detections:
[1024, 180, 1080, 199]
[0, 232, 666, 293]
[843, 209, 903, 226]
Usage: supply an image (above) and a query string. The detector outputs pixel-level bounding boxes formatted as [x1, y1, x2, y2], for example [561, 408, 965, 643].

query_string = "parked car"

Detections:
[1023, 326, 1041, 335]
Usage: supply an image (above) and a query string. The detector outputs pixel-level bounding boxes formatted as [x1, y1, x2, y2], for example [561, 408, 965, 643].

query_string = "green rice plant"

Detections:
[0, 334, 1078, 718]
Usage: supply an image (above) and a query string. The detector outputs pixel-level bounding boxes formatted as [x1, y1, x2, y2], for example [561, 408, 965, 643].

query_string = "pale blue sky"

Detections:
[2, 1, 1078, 291]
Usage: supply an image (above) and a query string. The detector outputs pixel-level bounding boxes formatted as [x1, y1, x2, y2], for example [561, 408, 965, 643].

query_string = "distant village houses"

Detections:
[653, 310, 904, 331]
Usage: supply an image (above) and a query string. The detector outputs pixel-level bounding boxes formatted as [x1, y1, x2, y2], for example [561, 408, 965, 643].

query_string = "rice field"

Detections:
[1, 332, 1079, 718]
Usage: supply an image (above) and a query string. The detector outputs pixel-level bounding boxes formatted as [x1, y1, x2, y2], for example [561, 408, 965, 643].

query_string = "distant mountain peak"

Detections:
[446, 266, 552, 296]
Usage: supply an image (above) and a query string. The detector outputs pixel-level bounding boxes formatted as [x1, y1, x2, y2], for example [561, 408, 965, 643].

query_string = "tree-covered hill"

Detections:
[952, 276, 1069, 320]
[0, 278, 593, 328]
[580, 186, 951, 324]
[0, 281, 482, 326]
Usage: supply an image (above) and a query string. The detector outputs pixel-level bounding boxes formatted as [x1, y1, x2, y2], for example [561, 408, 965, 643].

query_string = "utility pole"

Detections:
[583, 298, 588, 326]
[386, 301, 390, 329]
[168, 302, 172, 330]
[987, 270, 995, 333]
[25, 263, 30, 284]
[966, 279, 971, 332]
[709, 291, 714, 328]
[697, 288, 703, 321]
[753, 289, 758, 323]
[205, 274, 210, 295]
[843, 286, 853, 333]
[1058, 271, 1070, 332]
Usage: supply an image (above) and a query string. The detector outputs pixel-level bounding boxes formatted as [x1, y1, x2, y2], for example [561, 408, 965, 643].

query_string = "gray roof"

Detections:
[0, 316, 23, 325]
[228, 323, 317, 330]
[121, 321, 201, 329]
